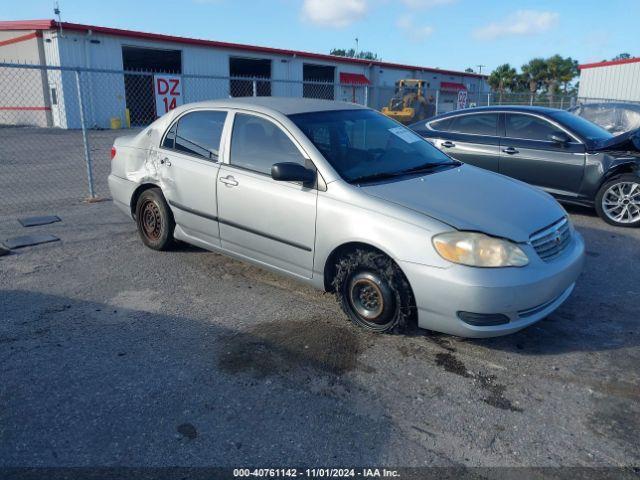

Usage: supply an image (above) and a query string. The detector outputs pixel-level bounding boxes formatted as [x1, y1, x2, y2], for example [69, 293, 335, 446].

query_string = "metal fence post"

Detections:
[487, 93, 491, 106]
[252, 80, 257, 97]
[434, 90, 439, 116]
[74, 69, 96, 199]
[364, 85, 369, 107]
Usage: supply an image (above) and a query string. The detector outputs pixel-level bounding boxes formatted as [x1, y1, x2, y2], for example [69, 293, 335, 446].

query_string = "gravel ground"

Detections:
[0, 199, 638, 471]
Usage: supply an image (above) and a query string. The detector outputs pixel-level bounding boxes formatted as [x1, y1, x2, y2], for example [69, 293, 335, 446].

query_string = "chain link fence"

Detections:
[0, 63, 370, 217]
[0, 62, 624, 219]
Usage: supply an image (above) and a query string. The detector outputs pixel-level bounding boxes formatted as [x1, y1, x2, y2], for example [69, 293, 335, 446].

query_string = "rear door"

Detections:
[216, 112, 317, 279]
[158, 109, 228, 246]
[499, 113, 585, 196]
[430, 112, 501, 172]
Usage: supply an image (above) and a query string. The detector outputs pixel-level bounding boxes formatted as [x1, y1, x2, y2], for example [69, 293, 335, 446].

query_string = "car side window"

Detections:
[448, 114, 498, 136]
[505, 114, 558, 141]
[163, 110, 227, 161]
[230, 114, 305, 175]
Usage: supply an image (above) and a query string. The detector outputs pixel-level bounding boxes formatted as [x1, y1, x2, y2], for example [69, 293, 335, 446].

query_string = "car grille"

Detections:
[530, 217, 572, 262]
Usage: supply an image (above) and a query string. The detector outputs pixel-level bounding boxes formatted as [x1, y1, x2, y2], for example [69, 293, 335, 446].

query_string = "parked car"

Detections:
[410, 106, 640, 227]
[109, 98, 584, 338]
[568, 102, 640, 136]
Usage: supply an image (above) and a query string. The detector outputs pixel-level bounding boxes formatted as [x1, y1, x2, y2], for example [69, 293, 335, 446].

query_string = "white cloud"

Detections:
[400, 0, 456, 9]
[473, 10, 559, 40]
[301, 0, 368, 28]
[396, 14, 434, 41]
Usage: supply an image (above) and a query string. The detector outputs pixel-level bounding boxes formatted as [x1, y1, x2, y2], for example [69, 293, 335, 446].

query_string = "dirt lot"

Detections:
[1, 192, 639, 471]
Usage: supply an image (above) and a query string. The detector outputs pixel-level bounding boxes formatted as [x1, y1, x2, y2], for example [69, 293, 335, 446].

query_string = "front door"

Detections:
[217, 112, 317, 278]
[158, 109, 228, 246]
[499, 113, 585, 196]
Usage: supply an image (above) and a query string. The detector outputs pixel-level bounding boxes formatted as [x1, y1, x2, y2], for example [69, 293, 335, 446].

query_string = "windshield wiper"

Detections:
[349, 161, 458, 184]
[348, 171, 405, 184]
[397, 161, 460, 175]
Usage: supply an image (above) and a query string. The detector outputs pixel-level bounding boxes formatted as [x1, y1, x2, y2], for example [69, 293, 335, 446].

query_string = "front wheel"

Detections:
[135, 188, 176, 250]
[595, 174, 640, 227]
[333, 250, 415, 334]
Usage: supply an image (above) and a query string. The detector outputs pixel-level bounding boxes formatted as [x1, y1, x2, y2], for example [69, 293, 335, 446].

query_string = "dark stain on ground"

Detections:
[434, 352, 522, 413]
[177, 423, 198, 440]
[435, 352, 470, 377]
[218, 319, 365, 378]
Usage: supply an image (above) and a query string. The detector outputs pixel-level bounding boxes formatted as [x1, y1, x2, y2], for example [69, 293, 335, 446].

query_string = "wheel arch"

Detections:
[601, 162, 640, 188]
[322, 241, 407, 293]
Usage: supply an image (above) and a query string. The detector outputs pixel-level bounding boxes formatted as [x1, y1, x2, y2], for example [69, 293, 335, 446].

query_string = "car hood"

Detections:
[594, 128, 640, 152]
[359, 164, 565, 243]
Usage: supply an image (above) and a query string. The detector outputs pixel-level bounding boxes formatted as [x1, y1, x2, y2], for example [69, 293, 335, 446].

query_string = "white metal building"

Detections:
[0, 19, 489, 128]
[578, 57, 640, 102]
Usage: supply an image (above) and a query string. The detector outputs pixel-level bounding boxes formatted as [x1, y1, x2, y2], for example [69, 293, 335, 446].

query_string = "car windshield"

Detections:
[549, 110, 614, 143]
[288, 109, 458, 183]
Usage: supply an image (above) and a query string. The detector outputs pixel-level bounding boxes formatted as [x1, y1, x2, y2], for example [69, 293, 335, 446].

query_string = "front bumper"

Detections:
[399, 231, 585, 338]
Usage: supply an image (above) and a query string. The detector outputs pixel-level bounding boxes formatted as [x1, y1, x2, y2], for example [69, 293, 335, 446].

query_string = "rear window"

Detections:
[449, 113, 498, 136]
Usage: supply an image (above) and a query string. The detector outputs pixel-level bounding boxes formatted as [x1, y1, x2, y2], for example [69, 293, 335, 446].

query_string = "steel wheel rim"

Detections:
[141, 200, 162, 241]
[348, 272, 394, 325]
[602, 181, 640, 224]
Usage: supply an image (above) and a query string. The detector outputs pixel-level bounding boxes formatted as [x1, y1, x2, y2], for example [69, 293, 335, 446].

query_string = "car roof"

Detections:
[170, 97, 367, 116]
[412, 105, 567, 127]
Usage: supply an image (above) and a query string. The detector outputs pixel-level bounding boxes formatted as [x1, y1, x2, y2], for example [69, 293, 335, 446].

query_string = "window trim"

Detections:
[225, 109, 313, 177]
[159, 108, 230, 163]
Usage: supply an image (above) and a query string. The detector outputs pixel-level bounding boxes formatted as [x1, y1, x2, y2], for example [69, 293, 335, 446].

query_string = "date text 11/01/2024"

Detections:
[233, 468, 400, 478]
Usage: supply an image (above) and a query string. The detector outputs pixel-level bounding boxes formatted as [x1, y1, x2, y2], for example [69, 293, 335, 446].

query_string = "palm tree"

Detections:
[560, 57, 579, 94]
[488, 64, 517, 104]
[545, 55, 577, 107]
[520, 58, 547, 105]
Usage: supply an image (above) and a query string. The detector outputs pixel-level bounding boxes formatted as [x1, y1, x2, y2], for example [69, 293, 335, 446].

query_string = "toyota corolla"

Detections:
[108, 98, 584, 337]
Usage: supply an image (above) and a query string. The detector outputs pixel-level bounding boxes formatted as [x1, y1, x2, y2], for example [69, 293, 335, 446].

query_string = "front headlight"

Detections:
[432, 231, 529, 267]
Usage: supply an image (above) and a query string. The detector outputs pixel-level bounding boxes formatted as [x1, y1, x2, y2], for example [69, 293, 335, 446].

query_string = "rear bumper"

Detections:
[399, 231, 585, 338]
[108, 174, 137, 218]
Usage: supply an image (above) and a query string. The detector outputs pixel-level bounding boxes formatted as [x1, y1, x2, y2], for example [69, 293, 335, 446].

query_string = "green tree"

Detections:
[488, 64, 517, 103]
[330, 48, 379, 61]
[559, 57, 579, 94]
[543, 55, 578, 106]
[519, 58, 547, 105]
[612, 53, 631, 61]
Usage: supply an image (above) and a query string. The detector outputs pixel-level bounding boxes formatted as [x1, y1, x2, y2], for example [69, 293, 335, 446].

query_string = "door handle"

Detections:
[160, 157, 171, 166]
[219, 175, 238, 186]
[502, 147, 519, 155]
[441, 141, 455, 148]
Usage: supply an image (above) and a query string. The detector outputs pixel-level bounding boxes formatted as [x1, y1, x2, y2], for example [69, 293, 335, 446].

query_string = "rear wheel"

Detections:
[135, 188, 176, 250]
[595, 174, 640, 227]
[333, 250, 415, 334]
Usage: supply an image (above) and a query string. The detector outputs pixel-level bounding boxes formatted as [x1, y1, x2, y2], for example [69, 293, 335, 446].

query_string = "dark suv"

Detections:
[410, 106, 640, 227]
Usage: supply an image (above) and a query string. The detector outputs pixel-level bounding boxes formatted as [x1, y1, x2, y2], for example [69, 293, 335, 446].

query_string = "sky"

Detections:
[4, 0, 639, 73]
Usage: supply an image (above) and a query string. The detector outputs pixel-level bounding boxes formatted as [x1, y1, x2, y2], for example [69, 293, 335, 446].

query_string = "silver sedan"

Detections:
[108, 98, 584, 338]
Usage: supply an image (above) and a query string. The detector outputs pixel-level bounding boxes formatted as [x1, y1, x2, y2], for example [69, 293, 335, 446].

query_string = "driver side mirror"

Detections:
[271, 162, 316, 187]
[549, 131, 571, 145]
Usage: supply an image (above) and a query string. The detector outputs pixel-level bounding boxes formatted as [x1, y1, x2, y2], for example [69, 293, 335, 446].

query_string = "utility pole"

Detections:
[355, 37, 359, 56]
[476, 65, 486, 105]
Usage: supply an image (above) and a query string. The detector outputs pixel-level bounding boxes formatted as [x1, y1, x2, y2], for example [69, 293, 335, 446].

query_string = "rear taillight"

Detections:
[110, 146, 116, 159]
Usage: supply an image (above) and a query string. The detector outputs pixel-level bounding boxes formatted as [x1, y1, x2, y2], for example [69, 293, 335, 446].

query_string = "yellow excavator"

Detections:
[382, 79, 433, 124]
